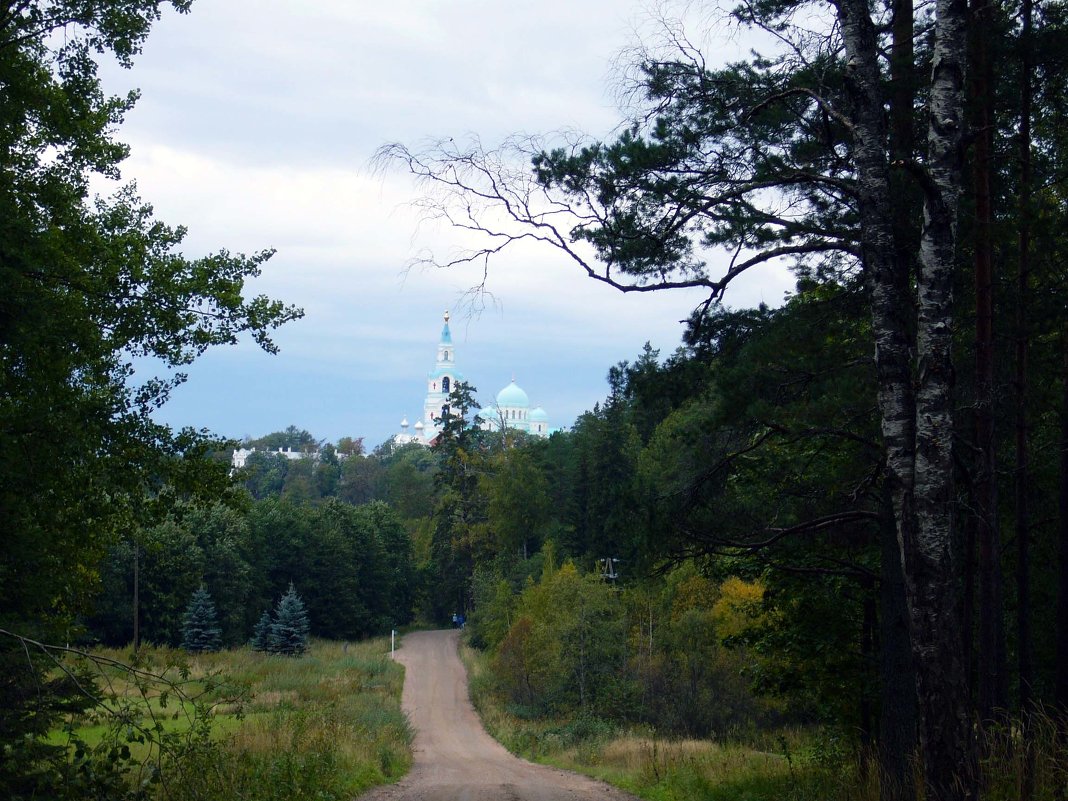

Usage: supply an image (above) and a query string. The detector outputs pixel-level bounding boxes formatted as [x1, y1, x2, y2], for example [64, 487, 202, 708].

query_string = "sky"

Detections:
[97, 0, 795, 449]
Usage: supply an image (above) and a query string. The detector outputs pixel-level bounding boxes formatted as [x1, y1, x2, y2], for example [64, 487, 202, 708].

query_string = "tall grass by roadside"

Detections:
[167, 639, 410, 800]
[57, 639, 410, 800]
[462, 641, 1068, 801]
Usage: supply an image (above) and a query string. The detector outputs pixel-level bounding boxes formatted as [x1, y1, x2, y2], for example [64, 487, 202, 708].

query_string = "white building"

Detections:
[475, 380, 551, 438]
[392, 311, 552, 445]
[231, 446, 325, 471]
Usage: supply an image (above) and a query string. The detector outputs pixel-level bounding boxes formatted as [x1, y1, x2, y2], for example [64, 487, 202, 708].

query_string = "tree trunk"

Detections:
[836, 0, 975, 797]
[969, 0, 1007, 725]
[879, 9, 920, 793]
[861, 587, 876, 773]
[1016, 1, 1035, 797]
[1058, 326, 1068, 730]
[133, 542, 140, 653]
[881, 502, 919, 801]
[910, 3, 973, 796]
[962, 514, 976, 704]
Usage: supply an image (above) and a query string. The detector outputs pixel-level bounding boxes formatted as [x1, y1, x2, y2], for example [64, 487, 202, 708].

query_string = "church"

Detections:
[394, 311, 551, 446]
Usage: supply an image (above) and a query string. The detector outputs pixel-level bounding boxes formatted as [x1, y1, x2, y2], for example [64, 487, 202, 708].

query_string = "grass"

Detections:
[51, 638, 411, 800]
[460, 640, 871, 801]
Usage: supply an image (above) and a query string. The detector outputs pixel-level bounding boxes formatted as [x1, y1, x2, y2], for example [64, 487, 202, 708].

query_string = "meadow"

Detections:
[49, 638, 410, 801]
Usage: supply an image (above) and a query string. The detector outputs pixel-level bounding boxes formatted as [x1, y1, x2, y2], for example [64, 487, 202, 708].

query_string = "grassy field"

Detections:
[51, 638, 411, 800]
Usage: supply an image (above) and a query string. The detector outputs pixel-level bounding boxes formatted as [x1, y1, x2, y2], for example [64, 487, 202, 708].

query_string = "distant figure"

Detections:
[451, 613, 459, 628]
[458, 614, 465, 630]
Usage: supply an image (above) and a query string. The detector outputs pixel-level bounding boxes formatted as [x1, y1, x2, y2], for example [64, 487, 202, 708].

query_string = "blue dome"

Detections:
[496, 381, 529, 408]
[529, 407, 548, 422]
[475, 408, 499, 427]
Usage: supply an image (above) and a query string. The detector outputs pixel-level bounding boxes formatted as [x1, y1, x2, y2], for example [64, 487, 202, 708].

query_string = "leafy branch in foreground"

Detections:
[0, 628, 245, 800]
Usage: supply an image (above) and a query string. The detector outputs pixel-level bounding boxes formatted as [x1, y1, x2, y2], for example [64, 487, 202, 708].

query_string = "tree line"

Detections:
[84, 497, 415, 648]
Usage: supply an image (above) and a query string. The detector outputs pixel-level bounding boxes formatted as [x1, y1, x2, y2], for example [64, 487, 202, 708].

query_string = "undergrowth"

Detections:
[461, 640, 1068, 801]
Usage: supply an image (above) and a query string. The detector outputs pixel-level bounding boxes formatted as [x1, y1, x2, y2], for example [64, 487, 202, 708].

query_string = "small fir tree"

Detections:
[180, 585, 222, 652]
[269, 583, 310, 656]
[251, 609, 273, 652]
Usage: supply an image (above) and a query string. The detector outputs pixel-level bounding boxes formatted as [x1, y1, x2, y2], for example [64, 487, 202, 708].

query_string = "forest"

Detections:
[4, 0, 1068, 800]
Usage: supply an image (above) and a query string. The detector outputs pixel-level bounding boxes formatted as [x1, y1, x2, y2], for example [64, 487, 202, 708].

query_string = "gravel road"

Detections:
[358, 629, 638, 801]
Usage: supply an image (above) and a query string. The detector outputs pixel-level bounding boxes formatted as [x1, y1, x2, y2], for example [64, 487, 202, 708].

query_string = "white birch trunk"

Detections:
[834, 0, 973, 797]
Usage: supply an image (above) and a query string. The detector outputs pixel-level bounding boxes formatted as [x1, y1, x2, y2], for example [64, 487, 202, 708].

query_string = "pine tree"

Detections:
[250, 610, 273, 652]
[180, 585, 222, 653]
[269, 583, 310, 656]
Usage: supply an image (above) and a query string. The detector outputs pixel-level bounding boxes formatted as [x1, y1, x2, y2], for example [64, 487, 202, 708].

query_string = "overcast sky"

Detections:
[99, 0, 794, 449]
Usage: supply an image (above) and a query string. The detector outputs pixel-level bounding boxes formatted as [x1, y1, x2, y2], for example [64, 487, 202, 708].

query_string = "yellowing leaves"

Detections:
[712, 576, 767, 641]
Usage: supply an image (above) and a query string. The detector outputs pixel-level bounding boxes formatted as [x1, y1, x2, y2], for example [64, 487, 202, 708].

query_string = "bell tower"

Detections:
[421, 310, 464, 442]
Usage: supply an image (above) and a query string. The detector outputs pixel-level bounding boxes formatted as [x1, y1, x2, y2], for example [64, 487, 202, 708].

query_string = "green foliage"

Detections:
[87, 496, 416, 648]
[268, 584, 310, 656]
[237, 432, 440, 524]
[426, 381, 487, 620]
[0, 1, 300, 791]
[489, 559, 626, 715]
[2, 633, 240, 801]
[481, 447, 552, 558]
[250, 611, 272, 652]
[246, 426, 318, 452]
[0, 0, 301, 631]
[181, 585, 222, 653]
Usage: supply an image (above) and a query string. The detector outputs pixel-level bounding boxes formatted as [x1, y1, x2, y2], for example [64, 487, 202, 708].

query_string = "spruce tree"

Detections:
[180, 585, 222, 653]
[269, 583, 310, 656]
[251, 609, 273, 652]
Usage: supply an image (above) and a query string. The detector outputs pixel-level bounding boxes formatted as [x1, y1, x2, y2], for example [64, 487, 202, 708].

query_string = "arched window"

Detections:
[441, 404, 450, 419]
[442, 376, 451, 393]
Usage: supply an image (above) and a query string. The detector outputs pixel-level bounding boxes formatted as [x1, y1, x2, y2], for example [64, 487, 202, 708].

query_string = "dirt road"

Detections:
[358, 629, 638, 801]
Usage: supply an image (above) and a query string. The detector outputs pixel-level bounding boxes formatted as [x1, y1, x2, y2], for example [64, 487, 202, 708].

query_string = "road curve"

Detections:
[358, 629, 638, 801]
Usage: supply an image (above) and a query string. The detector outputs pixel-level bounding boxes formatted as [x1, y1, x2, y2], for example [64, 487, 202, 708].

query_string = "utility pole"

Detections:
[132, 541, 140, 653]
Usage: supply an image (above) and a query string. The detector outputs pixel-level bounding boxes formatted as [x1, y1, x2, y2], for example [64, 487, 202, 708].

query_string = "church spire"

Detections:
[440, 310, 452, 344]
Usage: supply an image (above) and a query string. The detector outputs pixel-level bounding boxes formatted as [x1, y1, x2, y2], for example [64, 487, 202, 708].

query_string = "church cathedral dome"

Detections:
[496, 380, 529, 409]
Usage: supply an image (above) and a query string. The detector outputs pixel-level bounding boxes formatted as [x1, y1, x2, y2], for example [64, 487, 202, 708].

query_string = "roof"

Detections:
[496, 380, 529, 408]
[427, 368, 465, 380]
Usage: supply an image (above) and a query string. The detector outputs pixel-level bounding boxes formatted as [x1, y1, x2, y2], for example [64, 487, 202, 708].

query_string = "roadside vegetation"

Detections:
[43, 639, 410, 801]
[463, 636, 1066, 801]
